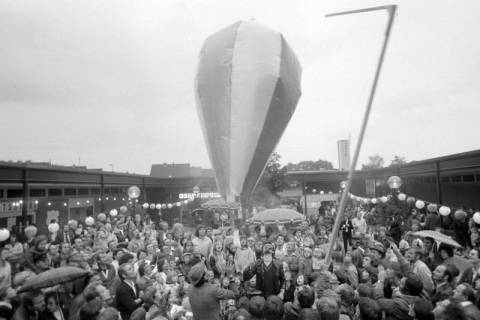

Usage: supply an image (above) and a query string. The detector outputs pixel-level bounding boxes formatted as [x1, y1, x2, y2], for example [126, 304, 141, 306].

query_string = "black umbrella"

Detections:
[18, 266, 89, 293]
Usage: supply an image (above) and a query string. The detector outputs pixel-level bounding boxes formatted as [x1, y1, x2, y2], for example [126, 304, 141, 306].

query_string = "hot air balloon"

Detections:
[195, 20, 302, 201]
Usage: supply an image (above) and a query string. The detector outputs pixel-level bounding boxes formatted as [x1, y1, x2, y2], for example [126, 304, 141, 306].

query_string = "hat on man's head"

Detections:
[369, 242, 385, 255]
[188, 262, 206, 286]
[262, 243, 274, 255]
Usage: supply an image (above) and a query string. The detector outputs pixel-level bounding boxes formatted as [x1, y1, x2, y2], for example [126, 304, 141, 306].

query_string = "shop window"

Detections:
[463, 175, 475, 182]
[451, 175, 461, 182]
[78, 188, 89, 195]
[30, 189, 46, 197]
[7, 189, 23, 198]
[91, 188, 100, 195]
[111, 188, 120, 195]
[48, 189, 62, 196]
[64, 188, 77, 196]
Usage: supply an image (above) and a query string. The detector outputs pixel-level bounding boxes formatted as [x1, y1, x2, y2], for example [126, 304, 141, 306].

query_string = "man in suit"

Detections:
[61, 224, 75, 244]
[453, 283, 480, 320]
[458, 248, 480, 286]
[188, 262, 235, 320]
[115, 263, 143, 320]
[96, 253, 116, 287]
[431, 264, 455, 304]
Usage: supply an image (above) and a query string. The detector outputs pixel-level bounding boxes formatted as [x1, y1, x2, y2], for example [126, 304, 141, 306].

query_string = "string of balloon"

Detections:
[345, 191, 480, 224]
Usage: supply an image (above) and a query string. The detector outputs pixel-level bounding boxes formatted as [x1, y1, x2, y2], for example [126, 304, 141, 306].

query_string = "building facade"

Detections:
[2, 149, 480, 234]
[337, 139, 351, 171]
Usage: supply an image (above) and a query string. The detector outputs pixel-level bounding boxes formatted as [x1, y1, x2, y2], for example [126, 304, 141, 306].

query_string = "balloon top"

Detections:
[196, 20, 301, 198]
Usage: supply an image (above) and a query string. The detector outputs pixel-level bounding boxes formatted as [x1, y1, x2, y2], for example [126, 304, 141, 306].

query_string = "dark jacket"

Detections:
[458, 267, 479, 286]
[243, 259, 285, 297]
[96, 265, 116, 287]
[188, 283, 235, 320]
[115, 281, 142, 320]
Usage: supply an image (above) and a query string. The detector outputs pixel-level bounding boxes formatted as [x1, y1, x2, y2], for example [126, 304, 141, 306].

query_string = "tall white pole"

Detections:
[324, 5, 397, 264]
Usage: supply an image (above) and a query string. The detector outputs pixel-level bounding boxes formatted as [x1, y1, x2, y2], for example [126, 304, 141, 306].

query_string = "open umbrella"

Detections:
[190, 208, 206, 216]
[18, 266, 89, 293]
[250, 208, 305, 225]
[201, 198, 240, 210]
[412, 230, 462, 248]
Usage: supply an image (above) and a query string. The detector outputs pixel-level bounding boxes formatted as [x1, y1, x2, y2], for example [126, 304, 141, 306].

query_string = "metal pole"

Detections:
[100, 175, 105, 213]
[303, 179, 308, 215]
[325, 5, 397, 264]
[22, 169, 29, 228]
[435, 161, 443, 204]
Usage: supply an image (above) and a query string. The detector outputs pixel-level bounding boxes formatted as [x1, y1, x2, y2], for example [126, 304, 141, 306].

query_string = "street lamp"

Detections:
[387, 176, 402, 189]
[128, 186, 141, 214]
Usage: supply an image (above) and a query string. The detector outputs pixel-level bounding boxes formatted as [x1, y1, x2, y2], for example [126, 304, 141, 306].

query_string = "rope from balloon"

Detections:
[324, 5, 397, 265]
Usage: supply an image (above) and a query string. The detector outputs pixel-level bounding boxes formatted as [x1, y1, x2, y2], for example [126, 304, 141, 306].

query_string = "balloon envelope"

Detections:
[195, 20, 301, 199]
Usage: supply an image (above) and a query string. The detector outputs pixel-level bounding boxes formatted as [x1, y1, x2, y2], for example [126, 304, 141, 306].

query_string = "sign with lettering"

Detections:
[178, 192, 221, 199]
[0, 201, 38, 214]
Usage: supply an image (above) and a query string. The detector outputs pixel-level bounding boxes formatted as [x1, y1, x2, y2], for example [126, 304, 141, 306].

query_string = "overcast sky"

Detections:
[1, 0, 479, 174]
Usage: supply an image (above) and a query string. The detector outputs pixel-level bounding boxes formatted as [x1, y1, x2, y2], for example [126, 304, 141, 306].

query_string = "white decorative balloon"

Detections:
[110, 209, 118, 217]
[24, 226, 38, 237]
[0, 228, 10, 242]
[119, 206, 128, 214]
[142, 203, 149, 209]
[380, 196, 388, 203]
[473, 212, 480, 224]
[397, 193, 406, 201]
[167, 203, 173, 209]
[371, 198, 377, 204]
[161, 204, 167, 209]
[85, 216, 95, 226]
[155, 204, 162, 210]
[48, 223, 59, 233]
[176, 202, 182, 207]
[438, 206, 451, 216]
[149, 204, 156, 210]
[97, 213, 107, 221]
[195, 20, 302, 200]
[415, 200, 425, 209]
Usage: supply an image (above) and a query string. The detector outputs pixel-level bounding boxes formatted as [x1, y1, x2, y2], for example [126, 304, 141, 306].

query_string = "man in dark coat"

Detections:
[458, 248, 480, 286]
[115, 263, 142, 320]
[431, 264, 455, 305]
[243, 243, 285, 298]
[187, 262, 235, 320]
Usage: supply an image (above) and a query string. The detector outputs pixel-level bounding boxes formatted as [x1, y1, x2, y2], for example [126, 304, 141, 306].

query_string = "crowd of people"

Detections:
[0, 198, 480, 320]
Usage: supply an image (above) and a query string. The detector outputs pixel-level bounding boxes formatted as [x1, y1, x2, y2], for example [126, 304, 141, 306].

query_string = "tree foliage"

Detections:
[284, 159, 334, 171]
[263, 152, 289, 192]
[361, 154, 385, 170]
[249, 152, 287, 208]
[390, 155, 407, 167]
